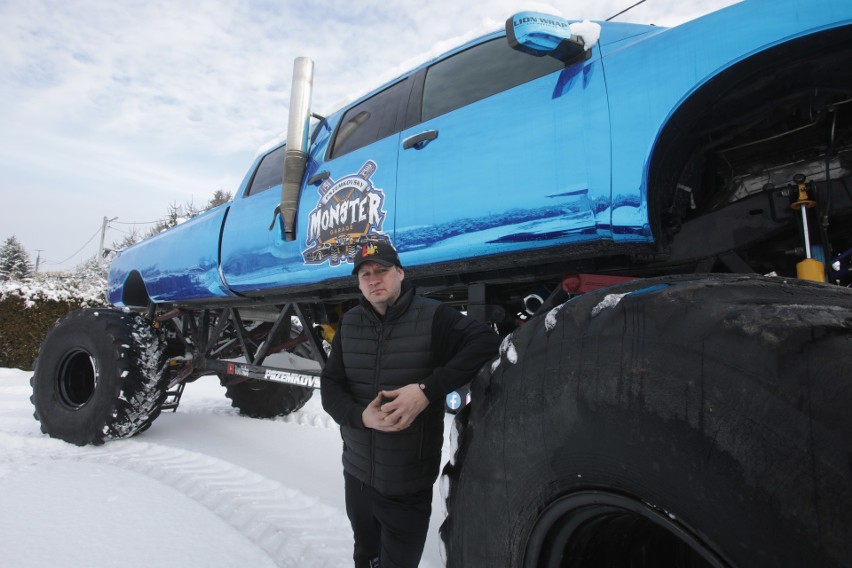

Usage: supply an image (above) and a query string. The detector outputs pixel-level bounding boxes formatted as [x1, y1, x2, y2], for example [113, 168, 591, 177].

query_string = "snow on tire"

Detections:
[442, 274, 852, 568]
[30, 308, 167, 446]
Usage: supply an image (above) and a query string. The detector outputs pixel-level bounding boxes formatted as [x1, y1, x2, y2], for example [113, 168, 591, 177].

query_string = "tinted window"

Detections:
[422, 38, 565, 122]
[329, 78, 411, 159]
[246, 145, 285, 197]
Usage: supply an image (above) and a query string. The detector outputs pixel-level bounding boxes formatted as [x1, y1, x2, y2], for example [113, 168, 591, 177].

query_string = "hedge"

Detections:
[1, 274, 106, 371]
[0, 295, 94, 371]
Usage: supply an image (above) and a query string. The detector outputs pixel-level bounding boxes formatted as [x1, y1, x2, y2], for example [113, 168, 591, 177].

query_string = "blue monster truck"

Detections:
[32, 0, 852, 565]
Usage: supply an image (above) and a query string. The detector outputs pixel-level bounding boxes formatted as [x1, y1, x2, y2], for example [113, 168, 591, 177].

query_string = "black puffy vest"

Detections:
[339, 288, 445, 496]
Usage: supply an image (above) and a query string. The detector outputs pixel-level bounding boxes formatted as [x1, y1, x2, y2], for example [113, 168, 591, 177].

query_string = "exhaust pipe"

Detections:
[280, 57, 314, 241]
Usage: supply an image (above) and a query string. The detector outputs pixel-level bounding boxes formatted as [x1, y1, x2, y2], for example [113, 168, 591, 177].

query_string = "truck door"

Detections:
[395, 36, 611, 268]
[219, 78, 412, 294]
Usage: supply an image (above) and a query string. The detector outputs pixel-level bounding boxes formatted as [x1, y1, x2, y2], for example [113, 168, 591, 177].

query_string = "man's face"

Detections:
[357, 261, 404, 315]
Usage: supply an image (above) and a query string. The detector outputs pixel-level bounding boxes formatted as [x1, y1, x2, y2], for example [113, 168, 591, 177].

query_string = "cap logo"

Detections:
[362, 243, 378, 257]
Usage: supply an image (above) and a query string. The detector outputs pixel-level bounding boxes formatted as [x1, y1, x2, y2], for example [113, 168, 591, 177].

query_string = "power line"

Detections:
[43, 218, 160, 267]
[112, 219, 164, 225]
[606, 0, 648, 21]
[37, 202, 218, 268]
[43, 225, 102, 266]
[32, 196, 225, 269]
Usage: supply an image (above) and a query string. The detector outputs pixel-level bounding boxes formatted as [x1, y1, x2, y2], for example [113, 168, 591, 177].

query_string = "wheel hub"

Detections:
[57, 350, 97, 409]
[524, 491, 726, 568]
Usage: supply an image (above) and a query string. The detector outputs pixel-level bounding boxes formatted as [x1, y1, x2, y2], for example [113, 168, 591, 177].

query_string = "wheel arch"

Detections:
[121, 270, 152, 308]
[645, 23, 852, 247]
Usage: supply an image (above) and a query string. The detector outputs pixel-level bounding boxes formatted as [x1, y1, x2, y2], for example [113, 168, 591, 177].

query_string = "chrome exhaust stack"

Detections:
[280, 57, 314, 241]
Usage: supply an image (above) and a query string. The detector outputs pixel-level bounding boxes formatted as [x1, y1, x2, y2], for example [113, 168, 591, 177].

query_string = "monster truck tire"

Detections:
[30, 308, 167, 446]
[442, 274, 852, 568]
[222, 379, 313, 418]
[221, 331, 315, 418]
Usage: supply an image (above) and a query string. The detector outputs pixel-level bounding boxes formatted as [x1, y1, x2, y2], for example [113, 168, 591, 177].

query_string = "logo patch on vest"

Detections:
[302, 160, 390, 266]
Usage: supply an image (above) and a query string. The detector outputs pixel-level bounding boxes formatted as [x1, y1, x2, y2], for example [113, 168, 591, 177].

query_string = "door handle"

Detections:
[403, 130, 439, 150]
[307, 171, 330, 186]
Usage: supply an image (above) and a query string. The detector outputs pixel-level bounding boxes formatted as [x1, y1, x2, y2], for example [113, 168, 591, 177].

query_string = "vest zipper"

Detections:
[371, 321, 384, 488]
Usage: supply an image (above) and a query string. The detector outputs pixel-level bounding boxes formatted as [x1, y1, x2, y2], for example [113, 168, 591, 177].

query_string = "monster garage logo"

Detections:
[302, 160, 389, 266]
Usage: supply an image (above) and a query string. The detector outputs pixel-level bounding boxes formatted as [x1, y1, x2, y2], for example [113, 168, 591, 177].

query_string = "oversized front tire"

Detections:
[443, 274, 852, 567]
[31, 308, 167, 446]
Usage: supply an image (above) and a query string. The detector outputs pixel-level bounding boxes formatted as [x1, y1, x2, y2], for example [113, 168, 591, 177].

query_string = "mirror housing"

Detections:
[506, 12, 593, 62]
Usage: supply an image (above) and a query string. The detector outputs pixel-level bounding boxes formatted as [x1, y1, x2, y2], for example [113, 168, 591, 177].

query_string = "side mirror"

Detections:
[506, 12, 599, 63]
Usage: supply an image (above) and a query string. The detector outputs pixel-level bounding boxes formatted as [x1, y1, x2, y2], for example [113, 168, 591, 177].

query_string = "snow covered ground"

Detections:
[0, 367, 451, 567]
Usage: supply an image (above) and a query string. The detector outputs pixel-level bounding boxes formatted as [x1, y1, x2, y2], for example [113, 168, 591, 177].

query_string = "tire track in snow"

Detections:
[82, 440, 353, 567]
[170, 390, 337, 431]
[0, 430, 351, 567]
[2, 377, 348, 565]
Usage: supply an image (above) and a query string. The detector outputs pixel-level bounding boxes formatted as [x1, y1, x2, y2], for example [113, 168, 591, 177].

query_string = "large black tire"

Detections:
[30, 308, 167, 446]
[221, 330, 315, 418]
[222, 379, 313, 418]
[442, 274, 852, 567]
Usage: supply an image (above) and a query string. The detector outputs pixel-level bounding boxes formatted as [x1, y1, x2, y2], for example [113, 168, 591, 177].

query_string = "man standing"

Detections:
[321, 241, 500, 568]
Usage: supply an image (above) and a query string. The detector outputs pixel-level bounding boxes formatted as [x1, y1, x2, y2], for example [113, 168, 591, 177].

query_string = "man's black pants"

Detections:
[344, 472, 432, 568]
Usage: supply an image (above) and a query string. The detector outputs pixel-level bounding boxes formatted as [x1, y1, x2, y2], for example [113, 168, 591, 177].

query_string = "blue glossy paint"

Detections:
[108, 204, 234, 304]
[219, 114, 400, 292]
[396, 42, 611, 268]
[106, 0, 852, 306]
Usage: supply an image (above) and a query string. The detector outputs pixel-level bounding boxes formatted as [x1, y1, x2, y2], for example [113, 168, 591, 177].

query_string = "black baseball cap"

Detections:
[351, 241, 402, 275]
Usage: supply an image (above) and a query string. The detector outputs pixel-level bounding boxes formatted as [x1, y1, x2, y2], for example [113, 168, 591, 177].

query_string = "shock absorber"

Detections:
[789, 174, 826, 282]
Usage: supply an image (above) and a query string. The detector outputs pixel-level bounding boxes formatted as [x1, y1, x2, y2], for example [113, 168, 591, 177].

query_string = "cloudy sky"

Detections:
[0, 0, 740, 271]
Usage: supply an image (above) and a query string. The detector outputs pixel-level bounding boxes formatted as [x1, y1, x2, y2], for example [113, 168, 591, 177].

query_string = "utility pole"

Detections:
[34, 249, 44, 273]
[98, 216, 118, 265]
